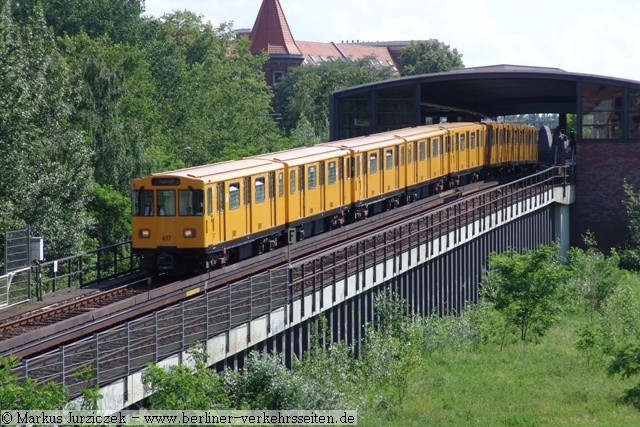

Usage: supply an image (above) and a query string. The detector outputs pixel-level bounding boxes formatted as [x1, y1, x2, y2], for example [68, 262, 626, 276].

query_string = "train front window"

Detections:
[157, 190, 176, 216]
[133, 190, 154, 216]
[179, 189, 204, 216]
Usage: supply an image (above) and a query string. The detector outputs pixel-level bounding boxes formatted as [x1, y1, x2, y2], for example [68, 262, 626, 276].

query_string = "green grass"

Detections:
[358, 315, 640, 426]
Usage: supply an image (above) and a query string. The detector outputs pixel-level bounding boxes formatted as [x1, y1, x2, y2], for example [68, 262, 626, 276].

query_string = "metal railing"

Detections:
[0, 241, 141, 307]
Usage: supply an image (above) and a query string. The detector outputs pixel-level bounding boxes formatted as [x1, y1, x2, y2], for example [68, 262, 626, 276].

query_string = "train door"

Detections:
[461, 131, 469, 171]
[353, 154, 364, 203]
[441, 135, 450, 176]
[319, 161, 326, 213]
[155, 187, 178, 247]
[305, 163, 321, 216]
[383, 147, 395, 193]
[407, 142, 417, 187]
[268, 172, 277, 226]
[215, 183, 225, 242]
[206, 186, 218, 246]
[365, 150, 382, 198]
[429, 137, 441, 179]
[487, 126, 497, 166]
[224, 179, 248, 241]
[416, 140, 426, 182]
[286, 167, 302, 224]
[397, 145, 405, 190]
[250, 175, 271, 234]
[325, 158, 342, 210]
[469, 131, 478, 169]
[275, 170, 286, 226]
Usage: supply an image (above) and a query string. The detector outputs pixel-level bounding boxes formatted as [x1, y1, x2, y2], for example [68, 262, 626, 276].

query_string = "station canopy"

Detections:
[329, 64, 640, 141]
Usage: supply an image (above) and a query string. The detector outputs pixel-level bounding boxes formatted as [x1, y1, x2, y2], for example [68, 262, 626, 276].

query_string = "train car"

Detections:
[323, 131, 406, 217]
[253, 145, 351, 239]
[132, 158, 287, 274]
[132, 121, 539, 277]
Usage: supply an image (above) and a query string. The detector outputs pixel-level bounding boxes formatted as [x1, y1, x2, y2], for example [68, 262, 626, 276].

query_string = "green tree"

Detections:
[12, 0, 143, 43]
[0, 356, 69, 409]
[61, 33, 162, 193]
[164, 21, 279, 164]
[481, 244, 570, 342]
[400, 39, 464, 76]
[224, 351, 310, 410]
[143, 346, 229, 410]
[0, 1, 93, 257]
[273, 58, 395, 139]
[86, 183, 131, 247]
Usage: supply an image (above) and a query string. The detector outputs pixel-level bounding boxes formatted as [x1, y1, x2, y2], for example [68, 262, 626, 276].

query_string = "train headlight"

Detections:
[139, 229, 151, 238]
[183, 228, 196, 238]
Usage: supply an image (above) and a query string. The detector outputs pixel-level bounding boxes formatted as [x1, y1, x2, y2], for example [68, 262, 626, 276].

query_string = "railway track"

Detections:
[0, 175, 521, 358]
[0, 282, 149, 341]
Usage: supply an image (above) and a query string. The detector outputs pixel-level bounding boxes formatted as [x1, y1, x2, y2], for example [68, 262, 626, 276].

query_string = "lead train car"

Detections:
[131, 122, 538, 275]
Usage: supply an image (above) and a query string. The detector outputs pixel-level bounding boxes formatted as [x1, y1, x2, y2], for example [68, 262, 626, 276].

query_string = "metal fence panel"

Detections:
[183, 298, 207, 346]
[97, 327, 129, 384]
[128, 316, 157, 372]
[156, 305, 184, 359]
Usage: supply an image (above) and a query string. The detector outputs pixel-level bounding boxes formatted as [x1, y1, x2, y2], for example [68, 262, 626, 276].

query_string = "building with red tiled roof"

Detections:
[246, 0, 407, 86]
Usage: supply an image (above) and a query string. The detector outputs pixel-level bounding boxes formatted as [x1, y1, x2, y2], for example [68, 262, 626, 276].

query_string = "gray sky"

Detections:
[144, 0, 640, 82]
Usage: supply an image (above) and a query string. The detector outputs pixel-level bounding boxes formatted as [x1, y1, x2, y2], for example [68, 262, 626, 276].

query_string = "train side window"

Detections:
[369, 153, 377, 174]
[157, 190, 176, 216]
[299, 166, 305, 192]
[255, 177, 265, 203]
[460, 133, 466, 151]
[339, 158, 344, 181]
[278, 172, 284, 197]
[432, 139, 439, 157]
[268, 172, 275, 199]
[133, 189, 154, 216]
[400, 147, 404, 166]
[289, 170, 296, 194]
[207, 187, 213, 215]
[419, 142, 426, 161]
[244, 178, 250, 205]
[385, 149, 393, 170]
[179, 189, 204, 216]
[308, 165, 317, 190]
[408, 145, 412, 164]
[445, 136, 451, 153]
[229, 184, 240, 210]
[320, 162, 325, 186]
[470, 132, 476, 149]
[328, 161, 337, 184]
[217, 183, 224, 212]
[357, 156, 361, 176]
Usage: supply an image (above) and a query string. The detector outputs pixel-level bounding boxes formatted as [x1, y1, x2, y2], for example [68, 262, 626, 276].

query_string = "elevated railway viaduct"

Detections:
[330, 64, 640, 251]
[5, 63, 639, 411]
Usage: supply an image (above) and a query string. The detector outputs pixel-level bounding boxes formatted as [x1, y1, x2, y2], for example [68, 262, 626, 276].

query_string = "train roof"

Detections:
[253, 145, 347, 166]
[148, 158, 282, 183]
[324, 123, 477, 151]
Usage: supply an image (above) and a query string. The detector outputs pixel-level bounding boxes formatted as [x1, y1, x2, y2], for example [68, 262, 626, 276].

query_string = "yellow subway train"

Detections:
[131, 122, 538, 275]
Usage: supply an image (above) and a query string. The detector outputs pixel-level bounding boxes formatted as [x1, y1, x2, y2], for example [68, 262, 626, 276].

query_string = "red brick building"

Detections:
[242, 0, 407, 86]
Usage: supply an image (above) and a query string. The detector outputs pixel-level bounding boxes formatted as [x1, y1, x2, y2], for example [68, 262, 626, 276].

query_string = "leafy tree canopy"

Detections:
[12, 0, 143, 43]
[481, 244, 570, 342]
[273, 58, 396, 141]
[401, 39, 464, 76]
